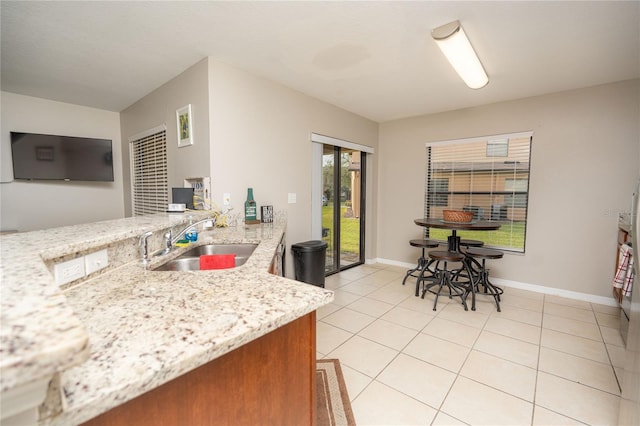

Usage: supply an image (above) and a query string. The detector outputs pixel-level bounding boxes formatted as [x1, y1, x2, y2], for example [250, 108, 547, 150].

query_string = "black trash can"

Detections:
[291, 240, 328, 287]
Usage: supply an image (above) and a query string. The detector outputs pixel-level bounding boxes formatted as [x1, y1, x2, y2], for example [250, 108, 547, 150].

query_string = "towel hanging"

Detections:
[613, 243, 634, 299]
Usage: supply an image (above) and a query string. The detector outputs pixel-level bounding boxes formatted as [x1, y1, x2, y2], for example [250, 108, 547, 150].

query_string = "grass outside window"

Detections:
[322, 206, 525, 256]
[428, 222, 526, 251]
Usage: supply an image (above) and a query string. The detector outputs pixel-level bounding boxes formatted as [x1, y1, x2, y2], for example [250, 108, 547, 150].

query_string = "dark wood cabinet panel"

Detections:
[83, 312, 316, 426]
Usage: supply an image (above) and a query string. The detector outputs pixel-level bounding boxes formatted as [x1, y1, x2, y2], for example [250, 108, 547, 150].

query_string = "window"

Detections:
[486, 138, 509, 157]
[504, 178, 528, 208]
[130, 126, 168, 216]
[424, 132, 533, 252]
[428, 178, 449, 206]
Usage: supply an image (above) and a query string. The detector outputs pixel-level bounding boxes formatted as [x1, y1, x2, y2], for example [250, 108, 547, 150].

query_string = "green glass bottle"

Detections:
[244, 188, 257, 222]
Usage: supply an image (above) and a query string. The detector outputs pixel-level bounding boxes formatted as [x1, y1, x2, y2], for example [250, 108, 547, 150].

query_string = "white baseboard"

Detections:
[373, 258, 619, 307]
[490, 277, 619, 307]
[369, 258, 414, 269]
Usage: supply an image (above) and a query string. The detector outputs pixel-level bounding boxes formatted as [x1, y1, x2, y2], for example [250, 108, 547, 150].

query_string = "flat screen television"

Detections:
[10, 132, 114, 182]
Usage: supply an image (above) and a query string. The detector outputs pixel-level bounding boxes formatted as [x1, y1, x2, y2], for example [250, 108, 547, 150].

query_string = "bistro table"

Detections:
[414, 218, 501, 252]
[414, 218, 502, 310]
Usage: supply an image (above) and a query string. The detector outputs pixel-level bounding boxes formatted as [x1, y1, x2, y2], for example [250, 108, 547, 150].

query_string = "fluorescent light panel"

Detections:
[432, 20, 488, 89]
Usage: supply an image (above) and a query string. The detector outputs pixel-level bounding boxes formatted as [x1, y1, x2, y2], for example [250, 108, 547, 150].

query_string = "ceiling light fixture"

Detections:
[431, 20, 488, 89]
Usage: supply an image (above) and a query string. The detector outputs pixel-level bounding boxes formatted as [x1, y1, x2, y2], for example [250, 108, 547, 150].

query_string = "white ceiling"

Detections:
[2, 1, 639, 123]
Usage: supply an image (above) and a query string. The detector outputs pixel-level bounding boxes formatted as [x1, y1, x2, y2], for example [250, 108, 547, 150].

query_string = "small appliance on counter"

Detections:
[172, 187, 194, 210]
[167, 203, 186, 213]
[184, 177, 211, 210]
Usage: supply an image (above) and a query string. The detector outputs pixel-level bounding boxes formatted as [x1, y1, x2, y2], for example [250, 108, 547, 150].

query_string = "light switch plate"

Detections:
[223, 193, 231, 206]
[288, 193, 296, 204]
[54, 257, 85, 285]
[85, 249, 108, 275]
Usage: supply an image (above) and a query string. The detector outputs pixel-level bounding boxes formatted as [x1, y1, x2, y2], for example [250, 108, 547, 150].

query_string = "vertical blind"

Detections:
[424, 132, 533, 252]
[130, 128, 168, 216]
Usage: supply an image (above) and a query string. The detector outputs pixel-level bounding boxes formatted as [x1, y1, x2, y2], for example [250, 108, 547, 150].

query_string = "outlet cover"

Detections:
[223, 193, 231, 206]
[288, 193, 296, 204]
[85, 249, 108, 275]
[54, 257, 85, 285]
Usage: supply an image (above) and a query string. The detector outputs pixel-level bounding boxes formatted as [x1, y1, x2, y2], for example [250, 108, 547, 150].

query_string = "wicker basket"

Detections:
[443, 210, 474, 223]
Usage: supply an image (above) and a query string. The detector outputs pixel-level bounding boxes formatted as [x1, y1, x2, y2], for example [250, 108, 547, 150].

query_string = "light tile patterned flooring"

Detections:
[317, 263, 623, 425]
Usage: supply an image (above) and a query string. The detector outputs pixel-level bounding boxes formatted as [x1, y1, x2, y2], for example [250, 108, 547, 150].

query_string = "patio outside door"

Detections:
[322, 144, 366, 274]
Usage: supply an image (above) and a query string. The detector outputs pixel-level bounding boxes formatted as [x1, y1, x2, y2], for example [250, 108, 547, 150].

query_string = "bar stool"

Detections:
[421, 250, 470, 311]
[455, 239, 484, 283]
[459, 239, 484, 249]
[402, 239, 441, 296]
[465, 247, 504, 312]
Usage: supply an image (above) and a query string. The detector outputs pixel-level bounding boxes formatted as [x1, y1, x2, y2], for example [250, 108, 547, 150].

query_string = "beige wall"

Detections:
[120, 59, 210, 215]
[379, 79, 640, 299]
[207, 59, 378, 276]
[6, 56, 635, 298]
[0, 92, 124, 231]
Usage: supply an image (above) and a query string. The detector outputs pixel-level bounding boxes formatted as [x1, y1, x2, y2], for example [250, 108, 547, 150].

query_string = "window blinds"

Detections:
[424, 132, 533, 252]
[130, 129, 168, 216]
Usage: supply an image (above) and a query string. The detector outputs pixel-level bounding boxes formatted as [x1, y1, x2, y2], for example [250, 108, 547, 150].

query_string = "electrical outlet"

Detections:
[54, 257, 85, 285]
[85, 249, 108, 275]
[288, 193, 296, 204]
[223, 193, 231, 206]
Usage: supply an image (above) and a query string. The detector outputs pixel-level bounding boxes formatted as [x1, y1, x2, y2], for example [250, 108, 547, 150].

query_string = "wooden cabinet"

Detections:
[83, 312, 316, 426]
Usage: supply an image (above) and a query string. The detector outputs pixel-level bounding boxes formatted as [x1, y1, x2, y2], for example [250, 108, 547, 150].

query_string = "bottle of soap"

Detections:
[185, 216, 198, 242]
[245, 188, 257, 223]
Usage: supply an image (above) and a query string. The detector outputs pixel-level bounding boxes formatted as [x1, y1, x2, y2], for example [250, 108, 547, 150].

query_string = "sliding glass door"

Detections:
[322, 145, 366, 274]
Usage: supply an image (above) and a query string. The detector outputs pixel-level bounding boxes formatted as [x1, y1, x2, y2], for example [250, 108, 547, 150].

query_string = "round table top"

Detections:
[414, 218, 502, 231]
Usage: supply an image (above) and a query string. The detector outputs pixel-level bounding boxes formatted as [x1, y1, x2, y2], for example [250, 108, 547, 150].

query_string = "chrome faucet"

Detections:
[163, 230, 172, 250]
[139, 231, 153, 264]
[141, 217, 216, 261]
[169, 217, 216, 247]
[151, 230, 173, 257]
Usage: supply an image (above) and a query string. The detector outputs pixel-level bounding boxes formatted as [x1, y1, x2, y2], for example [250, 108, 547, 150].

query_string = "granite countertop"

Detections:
[1, 213, 207, 395]
[0, 214, 333, 425]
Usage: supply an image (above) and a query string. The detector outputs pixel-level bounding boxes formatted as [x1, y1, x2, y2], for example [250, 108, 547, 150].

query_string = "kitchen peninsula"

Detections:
[0, 213, 333, 425]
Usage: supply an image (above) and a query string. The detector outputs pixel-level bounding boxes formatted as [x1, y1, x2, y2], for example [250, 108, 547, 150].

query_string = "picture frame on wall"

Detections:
[176, 104, 193, 147]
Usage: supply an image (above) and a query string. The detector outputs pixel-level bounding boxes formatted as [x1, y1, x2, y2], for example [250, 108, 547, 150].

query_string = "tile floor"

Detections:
[317, 263, 624, 425]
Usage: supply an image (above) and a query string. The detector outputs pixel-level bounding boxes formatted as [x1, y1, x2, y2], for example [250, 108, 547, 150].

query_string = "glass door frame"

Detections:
[323, 145, 366, 275]
[310, 133, 374, 276]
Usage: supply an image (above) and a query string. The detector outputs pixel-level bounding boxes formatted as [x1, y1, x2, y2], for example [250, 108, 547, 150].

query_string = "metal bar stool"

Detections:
[402, 239, 441, 296]
[421, 250, 471, 311]
[459, 239, 484, 249]
[465, 247, 504, 312]
[454, 239, 485, 283]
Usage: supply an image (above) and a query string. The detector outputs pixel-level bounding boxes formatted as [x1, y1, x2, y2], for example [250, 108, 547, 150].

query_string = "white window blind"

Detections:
[130, 128, 168, 216]
[425, 132, 533, 252]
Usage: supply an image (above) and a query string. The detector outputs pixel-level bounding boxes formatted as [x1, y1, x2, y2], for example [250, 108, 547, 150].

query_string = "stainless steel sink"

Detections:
[153, 243, 258, 271]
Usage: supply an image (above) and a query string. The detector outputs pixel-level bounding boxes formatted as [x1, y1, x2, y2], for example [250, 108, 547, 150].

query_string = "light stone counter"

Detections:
[0, 213, 333, 425]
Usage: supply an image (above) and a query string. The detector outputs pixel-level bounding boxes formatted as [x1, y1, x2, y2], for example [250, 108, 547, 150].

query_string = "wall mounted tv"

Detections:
[10, 132, 114, 182]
